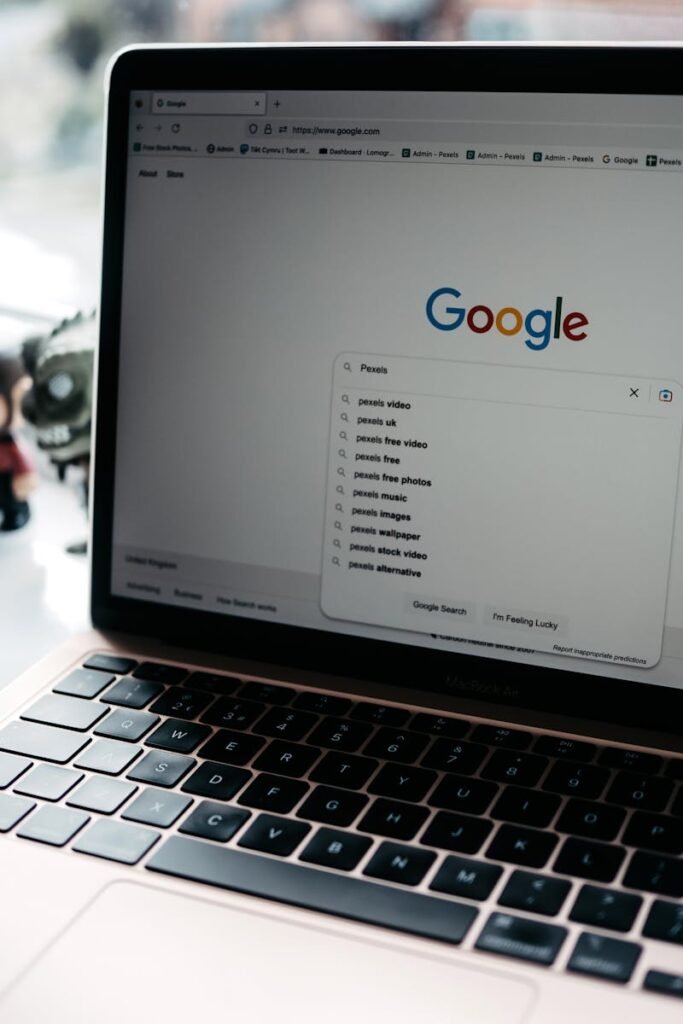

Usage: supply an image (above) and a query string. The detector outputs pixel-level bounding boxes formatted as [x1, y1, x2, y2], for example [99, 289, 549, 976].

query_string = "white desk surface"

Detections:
[1, 462, 89, 688]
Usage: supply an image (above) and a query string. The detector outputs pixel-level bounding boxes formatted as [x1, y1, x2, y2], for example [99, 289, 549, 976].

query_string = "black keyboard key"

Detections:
[21, 693, 107, 732]
[201, 697, 264, 731]
[569, 884, 642, 932]
[238, 813, 310, 856]
[75, 739, 141, 776]
[103, 678, 163, 710]
[665, 758, 683, 781]
[132, 662, 188, 685]
[421, 739, 487, 775]
[431, 856, 502, 901]
[146, 719, 211, 754]
[199, 729, 265, 767]
[555, 798, 626, 841]
[543, 761, 610, 799]
[14, 764, 83, 801]
[307, 717, 372, 753]
[368, 764, 436, 803]
[0, 752, 31, 788]
[17, 806, 89, 847]
[0, 721, 88, 764]
[73, 819, 160, 864]
[0, 793, 35, 832]
[471, 725, 532, 750]
[238, 774, 308, 814]
[476, 912, 567, 965]
[122, 788, 192, 827]
[297, 786, 367, 827]
[643, 970, 683, 999]
[253, 708, 318, 742]
[420, 811, 493, 855]
[672, 786, 683, 817]
[487, 824, 558, 868]
[490, 786, 560, 828]
[358, 798, 429, 840]
[181, 761, 251, 802]
[533, 736, 596, 761]
[410, 713, 469, 738]
[364, 842, 436, 886]
[68, 776, 137, 814]
[599, 747, 662, 774]
[239, 681, 294, 705]
[481, 751, 548, 788]
[309, 752, 378, 791]
[93, 708, 159, 743]
[350, 702, 409, 727]
[83, 654, 137, 675]
[623, 851, 683, 898]
[642, 899, 683, 945]
[567, 932, 641, 983]
[429, 775, 498, 816]
[292, 692, 351, 716]
[147, 835, 478, 944]
[554, 838, 625, 883]
[179, 801, 250, 842]
[184, 672, 240, 695]
[623, 812, 683, 854]
[498, 871, 570, 917]
[363, 728, 429, 765]
[54, 668, 114, 699]
[127, 750, 194, 788]
[606, 772, 673, 812]
[149, 687, 213, 721]
[253, 741, 320, 778]
[300, 828, 371, 871]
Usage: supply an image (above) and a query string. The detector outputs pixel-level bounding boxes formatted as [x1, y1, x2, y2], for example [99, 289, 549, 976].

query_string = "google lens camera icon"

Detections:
[659, 388, 673, 402]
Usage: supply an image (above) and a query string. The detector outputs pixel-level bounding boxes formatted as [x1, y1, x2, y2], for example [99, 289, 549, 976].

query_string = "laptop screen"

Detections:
[111, 87, 683, 693]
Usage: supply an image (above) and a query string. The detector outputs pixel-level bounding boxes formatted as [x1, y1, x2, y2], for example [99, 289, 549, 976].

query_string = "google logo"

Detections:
[426, 287, 589, 352]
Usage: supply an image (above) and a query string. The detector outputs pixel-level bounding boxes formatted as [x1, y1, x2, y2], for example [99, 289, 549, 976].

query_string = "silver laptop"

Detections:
[0, 43, 681, 1023]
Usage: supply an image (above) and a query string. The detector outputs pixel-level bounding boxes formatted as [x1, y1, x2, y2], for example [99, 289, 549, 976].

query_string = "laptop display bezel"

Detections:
[93, 44, 683, 734]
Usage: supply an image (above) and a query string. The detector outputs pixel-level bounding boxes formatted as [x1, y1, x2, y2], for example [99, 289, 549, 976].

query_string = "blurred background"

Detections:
[2, 0, 683, 681]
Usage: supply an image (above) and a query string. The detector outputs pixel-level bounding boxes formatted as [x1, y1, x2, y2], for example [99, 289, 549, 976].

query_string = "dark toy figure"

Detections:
[22, 311, 95, 485]
[0, 351, 37, 531]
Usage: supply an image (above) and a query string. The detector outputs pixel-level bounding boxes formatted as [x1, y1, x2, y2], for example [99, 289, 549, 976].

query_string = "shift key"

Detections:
[0, 720, 89, 764]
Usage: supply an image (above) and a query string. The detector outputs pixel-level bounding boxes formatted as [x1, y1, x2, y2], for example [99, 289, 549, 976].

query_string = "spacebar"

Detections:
[146, 836, 478, 944]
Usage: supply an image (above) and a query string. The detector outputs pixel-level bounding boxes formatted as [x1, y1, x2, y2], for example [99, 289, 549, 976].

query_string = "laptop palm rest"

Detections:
[0, 881, 535, 1022]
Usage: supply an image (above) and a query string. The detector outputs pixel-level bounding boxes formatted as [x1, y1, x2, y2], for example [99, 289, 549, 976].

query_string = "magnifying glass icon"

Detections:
[343, 361, 352, 372]
[338, 449, 347, 458]
[332, 556, 340, 566]
[334, 521, 342, 530]
[337, 468, 345, 477]
[341, 413, 348, 422]
[336, 485, 344, 494]
[333, 539, 341, 548]
[339, 431, 347, 440]
[342, 395, 350, 404]
[335, 502, 343, 511]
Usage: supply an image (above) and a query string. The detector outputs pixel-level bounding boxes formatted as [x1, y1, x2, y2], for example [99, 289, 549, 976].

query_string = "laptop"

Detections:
[0, 43, 681, 1022]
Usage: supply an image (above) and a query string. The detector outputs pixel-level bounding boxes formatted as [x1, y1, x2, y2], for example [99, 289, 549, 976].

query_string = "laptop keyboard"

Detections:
[1, 653, 682, 993]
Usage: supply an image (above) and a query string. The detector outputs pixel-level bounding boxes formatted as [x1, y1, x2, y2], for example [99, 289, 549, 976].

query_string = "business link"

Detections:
[291, 124, 381, 137]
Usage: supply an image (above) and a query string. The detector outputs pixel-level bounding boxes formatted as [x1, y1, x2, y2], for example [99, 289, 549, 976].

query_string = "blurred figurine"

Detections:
[0, 350, 37, 531]
[22, 311, 95, 488]
[22, 311, 96, 554]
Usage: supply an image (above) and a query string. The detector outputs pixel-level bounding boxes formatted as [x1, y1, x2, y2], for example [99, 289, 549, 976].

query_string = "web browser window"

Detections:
[112, 89, 683, 690]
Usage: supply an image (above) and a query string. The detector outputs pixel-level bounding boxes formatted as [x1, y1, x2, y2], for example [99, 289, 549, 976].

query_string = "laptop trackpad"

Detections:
[1, 881, 535, 1023]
